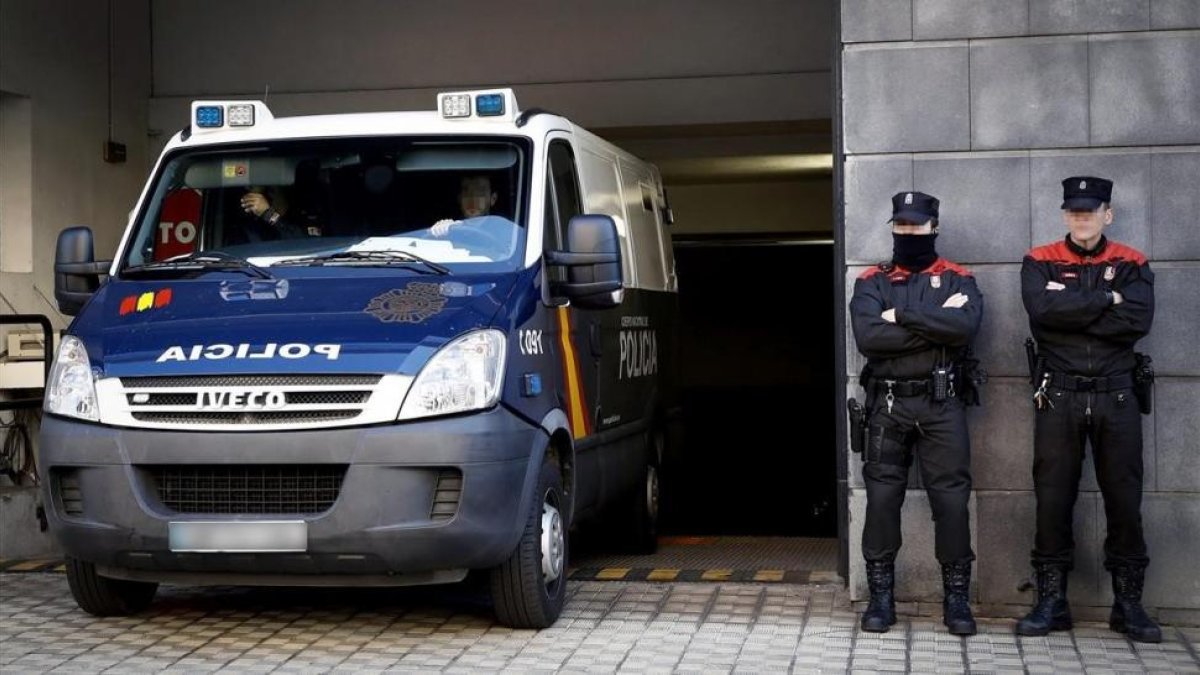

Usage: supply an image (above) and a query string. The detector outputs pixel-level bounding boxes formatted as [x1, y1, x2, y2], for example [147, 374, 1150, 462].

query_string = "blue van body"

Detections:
[39, 95, 679, 626]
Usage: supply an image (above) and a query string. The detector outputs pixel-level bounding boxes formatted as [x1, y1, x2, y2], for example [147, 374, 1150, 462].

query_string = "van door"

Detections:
[544, 137, 604, 511]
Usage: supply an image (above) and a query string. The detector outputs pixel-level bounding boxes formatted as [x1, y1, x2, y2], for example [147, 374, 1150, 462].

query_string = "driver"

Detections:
[431, 175, 498, 236]
[432, 172, 516, 257]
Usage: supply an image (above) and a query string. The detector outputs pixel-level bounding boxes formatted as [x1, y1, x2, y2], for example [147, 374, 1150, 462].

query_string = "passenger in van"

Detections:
[239, 185, 322, 239]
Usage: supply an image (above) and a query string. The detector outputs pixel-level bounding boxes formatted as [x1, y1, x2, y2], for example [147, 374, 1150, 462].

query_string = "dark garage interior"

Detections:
[661, 240, 837, 538]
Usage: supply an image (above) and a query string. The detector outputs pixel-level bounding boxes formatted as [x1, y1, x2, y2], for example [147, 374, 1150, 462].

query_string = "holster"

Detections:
[1133, 352, 1154, 415]
[847, 398, 867, 454]
[865, 422, 913, 466]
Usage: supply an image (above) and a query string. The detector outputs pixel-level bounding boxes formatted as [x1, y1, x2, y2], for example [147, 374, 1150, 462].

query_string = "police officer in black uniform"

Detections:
[1017, 176, 1160, 642]
[850, 192, 984, 635]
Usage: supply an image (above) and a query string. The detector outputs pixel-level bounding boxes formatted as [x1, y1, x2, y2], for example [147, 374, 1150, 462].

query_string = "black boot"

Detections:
[1110, 566, 1162, 643]
[1016, 565, 1072, 636]
[861, 560, 896, 633]
[942, 561, 977, 636]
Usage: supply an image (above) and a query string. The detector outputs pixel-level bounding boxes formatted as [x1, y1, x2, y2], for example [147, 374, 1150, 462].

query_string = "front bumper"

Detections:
[39, 406, 547, 584]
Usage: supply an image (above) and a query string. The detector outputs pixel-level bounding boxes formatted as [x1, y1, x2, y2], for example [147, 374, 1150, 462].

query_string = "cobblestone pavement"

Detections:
[2, 573, 1199, 673]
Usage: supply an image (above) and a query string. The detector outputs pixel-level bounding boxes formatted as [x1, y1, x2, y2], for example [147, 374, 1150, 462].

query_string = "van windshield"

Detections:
[122, 137, 530, 275]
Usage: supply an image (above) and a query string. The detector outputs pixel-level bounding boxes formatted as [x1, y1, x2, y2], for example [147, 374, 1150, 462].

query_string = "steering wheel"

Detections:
[445, 218, 510, 252]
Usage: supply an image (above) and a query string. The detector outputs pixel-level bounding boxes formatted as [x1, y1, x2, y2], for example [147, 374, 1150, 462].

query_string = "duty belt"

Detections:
[868, 378, 930, 397]
[1046, 371, 1134, 393]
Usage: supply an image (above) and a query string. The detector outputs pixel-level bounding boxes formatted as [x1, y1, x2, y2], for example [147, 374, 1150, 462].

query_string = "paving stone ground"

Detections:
[2, 573, 1199, 673]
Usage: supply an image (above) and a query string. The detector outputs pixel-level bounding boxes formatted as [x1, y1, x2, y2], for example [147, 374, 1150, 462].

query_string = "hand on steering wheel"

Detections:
[451, 222, 509, 250]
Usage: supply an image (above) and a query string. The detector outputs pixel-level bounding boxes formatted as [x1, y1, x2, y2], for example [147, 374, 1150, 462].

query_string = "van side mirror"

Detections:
[54, 226, 111, 316]
[545, 214, 623, 309]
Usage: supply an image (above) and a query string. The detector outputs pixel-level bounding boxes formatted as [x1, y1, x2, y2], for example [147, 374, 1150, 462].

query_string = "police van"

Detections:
[41, 89, 679, 628]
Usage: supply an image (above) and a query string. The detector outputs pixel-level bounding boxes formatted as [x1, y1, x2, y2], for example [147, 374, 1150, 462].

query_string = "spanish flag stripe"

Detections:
[557, 307, 589, 439]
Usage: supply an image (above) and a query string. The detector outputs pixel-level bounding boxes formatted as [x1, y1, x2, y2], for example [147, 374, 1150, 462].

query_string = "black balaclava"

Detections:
[892, 232, 938, 272]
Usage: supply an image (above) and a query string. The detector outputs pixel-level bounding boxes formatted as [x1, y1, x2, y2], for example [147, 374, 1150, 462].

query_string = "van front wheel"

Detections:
[65, 557, 157, 616]
[489, 455, 568, 629]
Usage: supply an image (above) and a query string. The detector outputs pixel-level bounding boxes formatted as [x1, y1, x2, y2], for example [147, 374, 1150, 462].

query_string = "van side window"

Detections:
[547, 141, 583, 244]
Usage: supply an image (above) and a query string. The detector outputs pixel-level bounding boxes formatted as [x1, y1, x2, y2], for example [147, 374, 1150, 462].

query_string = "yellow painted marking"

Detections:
[8, 560, 51, 572]
[701, 568, 733, 581]
[753, 570, 785, 582]
[556, 307, 587, 439]
[647, 568, 681, 581]
[595, 567, 631, 580]
[137, 292, 155, 311]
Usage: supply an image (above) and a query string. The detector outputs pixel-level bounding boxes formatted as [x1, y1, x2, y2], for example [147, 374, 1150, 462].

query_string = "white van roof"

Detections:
[168, 89, 575, 151]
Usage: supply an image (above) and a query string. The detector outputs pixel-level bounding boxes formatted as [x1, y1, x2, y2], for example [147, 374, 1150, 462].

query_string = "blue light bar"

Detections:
[195, 105, 224, 128]
[475, 94, 505, 117]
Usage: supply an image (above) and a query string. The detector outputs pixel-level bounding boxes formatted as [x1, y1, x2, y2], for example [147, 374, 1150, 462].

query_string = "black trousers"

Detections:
[862, 393, 975, 566]
[1031, 385, 1148, 571]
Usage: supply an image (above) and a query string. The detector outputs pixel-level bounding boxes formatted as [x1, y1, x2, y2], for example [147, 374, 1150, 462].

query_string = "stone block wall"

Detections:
[838, 0, 1200, 617]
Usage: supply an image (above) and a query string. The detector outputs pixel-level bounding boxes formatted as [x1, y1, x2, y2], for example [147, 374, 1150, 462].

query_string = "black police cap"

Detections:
[1061, 176, 1112, 210]
[889, 191, 939, 224]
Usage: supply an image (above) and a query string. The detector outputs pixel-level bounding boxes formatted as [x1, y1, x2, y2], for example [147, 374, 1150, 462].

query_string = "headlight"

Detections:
[399, 330, 506, 420]
[44, 336, 100, 421]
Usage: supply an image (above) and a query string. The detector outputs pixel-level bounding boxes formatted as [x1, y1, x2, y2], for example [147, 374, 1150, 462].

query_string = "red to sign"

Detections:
[154, 189, 201, 261]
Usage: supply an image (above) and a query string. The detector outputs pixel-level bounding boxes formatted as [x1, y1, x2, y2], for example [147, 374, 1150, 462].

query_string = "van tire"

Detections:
[65, 557, 158, 616]
[489, 454, 568, 629]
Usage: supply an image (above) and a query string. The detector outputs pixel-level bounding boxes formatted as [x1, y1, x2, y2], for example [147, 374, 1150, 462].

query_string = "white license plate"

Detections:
[169, 520, 307, 552]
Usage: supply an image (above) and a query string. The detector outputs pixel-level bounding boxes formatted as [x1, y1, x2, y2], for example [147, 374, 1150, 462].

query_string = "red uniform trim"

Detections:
[1027, 240, 1147, 266]
[924, 258, 973, 277]
[858, 257, 971, 280]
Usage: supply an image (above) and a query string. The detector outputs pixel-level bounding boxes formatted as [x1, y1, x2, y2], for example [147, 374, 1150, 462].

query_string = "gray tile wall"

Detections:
[914, 0, 1029, 40]
[1029, 0, 1150, 35]
[842, 44, 970, 154]
[840, 7, 1200, 609]
[1152, 0, 1200, 29]
[970, 38, 1089, 150]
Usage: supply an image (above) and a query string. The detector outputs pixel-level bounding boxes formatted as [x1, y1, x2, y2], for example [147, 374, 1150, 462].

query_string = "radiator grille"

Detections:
[126, 391, 371, 407]
[147, 465, 346, 514]
[118, 374, 380, 427]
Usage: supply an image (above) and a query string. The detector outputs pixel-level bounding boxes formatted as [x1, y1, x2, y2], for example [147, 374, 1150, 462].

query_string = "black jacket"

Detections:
[1021, 235, 1154, 377]
[851, 258, 984, 380]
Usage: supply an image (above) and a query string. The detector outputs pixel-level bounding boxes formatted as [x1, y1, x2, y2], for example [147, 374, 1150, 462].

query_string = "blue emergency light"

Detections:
[475, 94, 505, 117]
[195, 105, 224, 128]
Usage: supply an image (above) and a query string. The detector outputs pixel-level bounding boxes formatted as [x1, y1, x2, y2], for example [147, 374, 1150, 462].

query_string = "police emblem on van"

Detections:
[365, 283, 447, 323]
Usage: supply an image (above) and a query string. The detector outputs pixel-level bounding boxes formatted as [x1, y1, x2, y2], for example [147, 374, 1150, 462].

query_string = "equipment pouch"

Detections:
[1133, 352, 1154, 415]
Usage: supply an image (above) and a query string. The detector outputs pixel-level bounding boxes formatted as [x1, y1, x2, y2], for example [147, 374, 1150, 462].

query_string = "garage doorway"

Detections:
[662, 238, 837, 538]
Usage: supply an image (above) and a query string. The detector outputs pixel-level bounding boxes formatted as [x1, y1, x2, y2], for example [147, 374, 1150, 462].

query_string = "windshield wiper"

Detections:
[272, 250, 450, 275]
[123, 251, 274, 279]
